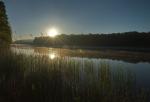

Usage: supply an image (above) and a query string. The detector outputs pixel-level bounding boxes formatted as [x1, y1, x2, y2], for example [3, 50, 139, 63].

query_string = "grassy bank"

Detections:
[0, 47, 149, 102]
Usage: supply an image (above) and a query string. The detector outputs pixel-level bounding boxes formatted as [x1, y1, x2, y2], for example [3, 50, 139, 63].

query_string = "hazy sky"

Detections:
[4, 0, 150, 35]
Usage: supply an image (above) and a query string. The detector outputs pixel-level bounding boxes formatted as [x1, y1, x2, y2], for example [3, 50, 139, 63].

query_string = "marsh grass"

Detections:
[0, 47, 149, 102]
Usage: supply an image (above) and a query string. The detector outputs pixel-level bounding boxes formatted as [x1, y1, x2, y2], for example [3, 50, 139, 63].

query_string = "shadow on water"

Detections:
[0, 47, 150, 102]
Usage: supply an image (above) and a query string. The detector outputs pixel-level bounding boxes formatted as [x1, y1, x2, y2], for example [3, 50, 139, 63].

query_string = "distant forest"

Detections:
[34, 31, 150, 47]
[33, 31, 150, 48]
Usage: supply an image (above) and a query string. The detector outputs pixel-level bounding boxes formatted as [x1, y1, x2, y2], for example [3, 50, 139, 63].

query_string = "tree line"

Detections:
[0, 1, 12, 44]
[34, 31, 150, 48]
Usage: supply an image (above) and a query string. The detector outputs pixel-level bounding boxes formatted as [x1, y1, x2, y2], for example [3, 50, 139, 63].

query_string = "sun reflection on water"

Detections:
[49, 53, 56, 60]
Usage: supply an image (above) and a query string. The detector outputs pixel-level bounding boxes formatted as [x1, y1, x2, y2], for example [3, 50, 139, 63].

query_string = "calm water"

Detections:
[11, 44, 150, 89]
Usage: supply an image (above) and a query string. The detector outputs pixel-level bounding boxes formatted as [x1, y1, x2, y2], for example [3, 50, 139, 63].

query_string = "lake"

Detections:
[11, 44, 150, 89]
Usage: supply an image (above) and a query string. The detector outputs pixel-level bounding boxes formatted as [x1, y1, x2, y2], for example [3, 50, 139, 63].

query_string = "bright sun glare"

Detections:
[49, 53, 56, 60]
[47, 28, 58, 37]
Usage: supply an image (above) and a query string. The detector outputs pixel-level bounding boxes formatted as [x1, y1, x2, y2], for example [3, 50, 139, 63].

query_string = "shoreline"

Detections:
[11, 44, 150, 63]
[11, 43, 150, 52]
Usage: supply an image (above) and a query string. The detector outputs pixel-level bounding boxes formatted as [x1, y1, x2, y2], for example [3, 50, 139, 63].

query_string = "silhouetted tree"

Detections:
[0, 1, 12, 43]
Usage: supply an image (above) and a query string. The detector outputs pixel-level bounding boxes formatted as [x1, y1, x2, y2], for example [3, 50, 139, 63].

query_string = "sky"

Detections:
[4, 0, 150, 36]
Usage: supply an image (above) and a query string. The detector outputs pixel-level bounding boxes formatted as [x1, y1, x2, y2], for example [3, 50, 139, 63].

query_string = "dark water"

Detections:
[11, 45, 150, 89]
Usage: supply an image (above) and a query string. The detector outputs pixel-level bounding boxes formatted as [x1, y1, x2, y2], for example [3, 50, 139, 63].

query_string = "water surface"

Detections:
[11, 44, 150, 89]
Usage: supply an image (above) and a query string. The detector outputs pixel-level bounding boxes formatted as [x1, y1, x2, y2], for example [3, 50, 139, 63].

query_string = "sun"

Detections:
[47, 28, 58, 37]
